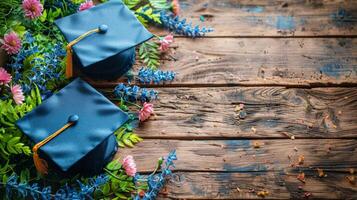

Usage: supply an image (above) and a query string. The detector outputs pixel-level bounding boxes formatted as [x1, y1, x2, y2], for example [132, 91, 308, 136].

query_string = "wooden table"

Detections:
[95, 0, 357, 199]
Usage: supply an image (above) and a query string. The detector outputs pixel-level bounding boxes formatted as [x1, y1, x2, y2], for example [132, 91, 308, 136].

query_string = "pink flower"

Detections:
[0, 67, 12, 85]
[158, 34, 174, 52]
[1, 32, 21, 55]
[172, 0, 180, 16]
[22, 0, 43, 20]
[139, 102, 154, 122]
[11, 84, 25, 105]
[122, 155, 137, 177]
[79, 0, 94, 11]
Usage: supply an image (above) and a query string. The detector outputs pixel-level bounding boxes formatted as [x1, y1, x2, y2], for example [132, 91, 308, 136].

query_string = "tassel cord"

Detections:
[32, 122, 74, 175]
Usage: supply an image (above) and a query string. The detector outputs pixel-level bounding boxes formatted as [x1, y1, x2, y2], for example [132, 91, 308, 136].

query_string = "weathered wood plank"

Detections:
[156, 171, 357, 199]
[127, 87, 357, 139]
[116, 139, 357, 172]
[118, 139, 357, 198]
[165, 0, 357, 37]
[90, 37, 357, 87]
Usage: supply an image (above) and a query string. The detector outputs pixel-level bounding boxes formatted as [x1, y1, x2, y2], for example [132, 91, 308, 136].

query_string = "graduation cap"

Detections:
[55, 0, 153, 80]
[16, 78, 128, 175]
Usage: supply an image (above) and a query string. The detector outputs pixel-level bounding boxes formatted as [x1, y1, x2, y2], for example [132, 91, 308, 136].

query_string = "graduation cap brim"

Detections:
[55, 1, 153, 79]
[16, 78, 128, 173]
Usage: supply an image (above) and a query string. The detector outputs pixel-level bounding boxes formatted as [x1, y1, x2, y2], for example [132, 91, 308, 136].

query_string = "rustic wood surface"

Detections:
[161, 171, 357, 199]
[91, 37, 357, 87]
[2, 0, 350, 198]
[112, 0, 357, 199]
[1, 0, 355, 199]
[116, 139, 357, 199]
[128, 87, 357, 139]
[153, 0, 357, 37]
[117, 139, 357, 172]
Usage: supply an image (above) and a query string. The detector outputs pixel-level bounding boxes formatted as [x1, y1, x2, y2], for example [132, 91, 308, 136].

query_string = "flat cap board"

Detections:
[16, 78, 128, 172]
[55, 0, 153, 79]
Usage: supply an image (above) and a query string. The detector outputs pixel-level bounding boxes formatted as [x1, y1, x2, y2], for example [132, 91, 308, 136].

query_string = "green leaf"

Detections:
[115, 192, 128, 199]
[123, 0, 141, 9]
[139, 41, 161, 69]
[20, 168, 30, 183]
[149, 0, 170, 9]
[123, 139, 134, 148]
[129, 134, 143, 143]
[115, 128, 126, 139]
[102, 183, 110, 195]
[111, 181, 119, 191]
[39, 9, 47, 22]
[106, 159, 122, 171]
[118, 141, 126, 148]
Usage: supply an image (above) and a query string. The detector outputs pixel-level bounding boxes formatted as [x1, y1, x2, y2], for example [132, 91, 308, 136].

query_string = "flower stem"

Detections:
[150, 157, 164, 176]
[103, 168, 130, 182]
[112, 98, 142, 109]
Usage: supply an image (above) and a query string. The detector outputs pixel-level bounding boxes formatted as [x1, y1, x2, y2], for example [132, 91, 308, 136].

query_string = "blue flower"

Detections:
[114, 83, 158, 102]
[160, 12, 213, 38]
[7, 32, 66, 98]
[138, 67, 176, 84]
[44, 0, 79, 14]
[5, 174, 109, 200]
[135, 150, 177, 200]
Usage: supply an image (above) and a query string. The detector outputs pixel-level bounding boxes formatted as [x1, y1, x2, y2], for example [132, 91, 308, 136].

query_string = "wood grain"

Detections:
[162, 0, 357, 37]
[116, 139, 357, 172]
[122, 87, 357, 139]
[90, 37, 357, 87]
[118, 139, 357, 199]
[157, 171, 357, 199]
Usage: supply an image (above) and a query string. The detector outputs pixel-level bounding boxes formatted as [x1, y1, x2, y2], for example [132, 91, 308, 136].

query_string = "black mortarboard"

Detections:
[16, 78, 128, 175]
[55, 0, 153, 80]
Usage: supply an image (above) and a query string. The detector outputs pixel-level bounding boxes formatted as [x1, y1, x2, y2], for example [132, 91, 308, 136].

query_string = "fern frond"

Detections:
[149, 0, 170, 10]
[123, 0, 141, 9]
[139, 41, 160, 69]
[114, 127, 143, 148]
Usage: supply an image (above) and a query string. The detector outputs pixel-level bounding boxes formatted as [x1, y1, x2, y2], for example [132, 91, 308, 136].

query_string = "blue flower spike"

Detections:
[138, 67, 176, 84]
[160, 12, 213, 38]
[114, 83, 158, 102]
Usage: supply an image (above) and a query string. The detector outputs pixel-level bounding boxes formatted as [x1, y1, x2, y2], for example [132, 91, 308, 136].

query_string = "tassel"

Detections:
[66, 47, 73, 78]
[65, 27, 101, 79]
[33, 149, 48, 175]
[31, 116, 78, 175]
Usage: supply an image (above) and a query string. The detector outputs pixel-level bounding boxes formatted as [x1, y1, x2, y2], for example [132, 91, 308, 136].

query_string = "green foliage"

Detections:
[123, 0, 170, 27]
[0, 86, 41, 160]
[139, 41, 160, 69]
[114, 125, 143, 148]
[94, 160, 137, 199]
[39, 8, 62, 23]
[118, 99, 129, 112]
[0, 86, 41, 127]
[0, 0, 22, 34]
[123, 0, 141, 9]
[0, 20, 26, 37]
[135, 5, 161, 27]
[148, 0, 171, 10]
[0, 132, 31, 156]
[0, 0, 175, 199]
[0, 87, 41, 188]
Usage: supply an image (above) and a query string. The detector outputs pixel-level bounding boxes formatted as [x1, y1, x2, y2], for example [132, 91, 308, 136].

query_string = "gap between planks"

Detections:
[92, 82, 357, 89]
[173, 35, 357, 38]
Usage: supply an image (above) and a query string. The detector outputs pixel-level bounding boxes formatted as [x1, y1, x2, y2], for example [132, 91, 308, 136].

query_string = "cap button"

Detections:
[68, 115, 79, 124]
[98, 24, 108, 33]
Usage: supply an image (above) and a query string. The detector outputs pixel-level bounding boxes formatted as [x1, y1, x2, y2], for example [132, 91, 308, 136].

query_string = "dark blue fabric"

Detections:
[16, 78, 128, 174]
[55, 0, 153, 80]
